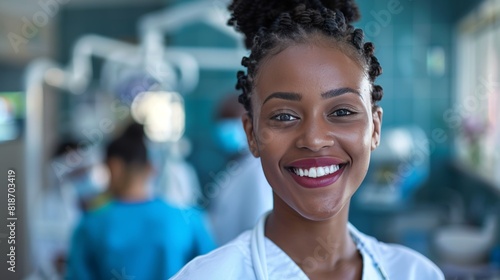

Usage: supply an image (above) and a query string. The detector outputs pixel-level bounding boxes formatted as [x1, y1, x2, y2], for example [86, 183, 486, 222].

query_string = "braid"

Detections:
[228, 0, 383, 116]
[228, 0, 360, 49]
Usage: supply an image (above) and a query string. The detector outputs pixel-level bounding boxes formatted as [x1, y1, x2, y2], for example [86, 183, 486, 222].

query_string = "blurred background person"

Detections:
[31, 140, 104, 279]
[66, 122, 215, 280]
[151, 137, 203, 208]
[50, 141, 105, 212]
[209, 93, 273, 245]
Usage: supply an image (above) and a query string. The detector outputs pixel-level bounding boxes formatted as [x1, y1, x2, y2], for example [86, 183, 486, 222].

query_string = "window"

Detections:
[455, 0, 500, 188]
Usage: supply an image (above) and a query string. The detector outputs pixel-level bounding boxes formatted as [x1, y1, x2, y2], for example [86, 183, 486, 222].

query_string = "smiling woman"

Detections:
[171, 0, 444, 279]
[248, 43, 378, 224]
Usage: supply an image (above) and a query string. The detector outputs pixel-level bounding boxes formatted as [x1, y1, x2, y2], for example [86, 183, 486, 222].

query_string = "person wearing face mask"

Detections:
[30, 141, 103, 279]
[66, 122, 216, 280]
[52, 141, 104, 211]
[209, 94, 273, 245]
[172, 0, 444, 279]
[213, 94, 249, 157]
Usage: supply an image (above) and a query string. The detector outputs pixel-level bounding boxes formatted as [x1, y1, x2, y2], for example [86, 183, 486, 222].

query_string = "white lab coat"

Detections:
[209, 155, 273, 245]
[171, 213, 444, 280]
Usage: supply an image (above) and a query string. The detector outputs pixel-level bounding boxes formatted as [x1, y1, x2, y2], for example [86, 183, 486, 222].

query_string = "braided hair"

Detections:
[227, 0, 383, 117]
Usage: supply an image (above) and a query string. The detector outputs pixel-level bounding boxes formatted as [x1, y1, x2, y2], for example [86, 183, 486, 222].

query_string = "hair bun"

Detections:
[319, 0, 361, 23]
[228, 0, 361, 49]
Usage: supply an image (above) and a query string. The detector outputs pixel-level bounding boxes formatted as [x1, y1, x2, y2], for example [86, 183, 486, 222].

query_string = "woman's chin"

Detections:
[294, 203, 346, 222]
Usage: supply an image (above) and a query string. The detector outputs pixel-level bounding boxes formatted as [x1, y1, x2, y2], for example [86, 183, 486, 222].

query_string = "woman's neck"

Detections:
[265, 195, 362, 278]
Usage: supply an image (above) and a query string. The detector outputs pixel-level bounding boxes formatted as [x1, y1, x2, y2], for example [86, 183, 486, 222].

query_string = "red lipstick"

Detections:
[286, 158, 346, 189]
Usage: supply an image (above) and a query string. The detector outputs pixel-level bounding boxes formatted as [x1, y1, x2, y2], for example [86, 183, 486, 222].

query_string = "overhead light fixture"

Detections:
[131, 91, 185, 142]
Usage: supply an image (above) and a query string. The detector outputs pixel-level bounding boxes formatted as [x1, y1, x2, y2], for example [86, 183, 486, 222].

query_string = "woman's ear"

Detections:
[371, 106, 383, 151]
[242, 113, 260, 157]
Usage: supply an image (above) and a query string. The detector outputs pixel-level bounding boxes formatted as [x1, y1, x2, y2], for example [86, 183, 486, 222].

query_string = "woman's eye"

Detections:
[331, 109, 353, 117]
[271, 113, 298, 122]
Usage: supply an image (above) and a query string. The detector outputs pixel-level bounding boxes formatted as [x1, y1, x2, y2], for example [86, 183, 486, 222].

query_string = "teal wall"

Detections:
[356, 0, 456, 159]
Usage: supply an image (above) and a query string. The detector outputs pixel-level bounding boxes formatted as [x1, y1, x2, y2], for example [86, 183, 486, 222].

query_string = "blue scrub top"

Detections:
[66, 198, 216, 280]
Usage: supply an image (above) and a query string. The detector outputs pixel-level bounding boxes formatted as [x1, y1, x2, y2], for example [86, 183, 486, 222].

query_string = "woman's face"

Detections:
[243, 41, 382, 221]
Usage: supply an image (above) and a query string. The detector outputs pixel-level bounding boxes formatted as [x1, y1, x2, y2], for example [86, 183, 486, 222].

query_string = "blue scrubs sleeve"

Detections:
[66, 222, 94, 280]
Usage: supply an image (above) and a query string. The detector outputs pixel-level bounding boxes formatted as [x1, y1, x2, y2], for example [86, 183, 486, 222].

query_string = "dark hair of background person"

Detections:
[105, 122, 149, 169]
[52, 140, 80, 159]
[227, 0, 383, 117]
[214, 93, 246, 120]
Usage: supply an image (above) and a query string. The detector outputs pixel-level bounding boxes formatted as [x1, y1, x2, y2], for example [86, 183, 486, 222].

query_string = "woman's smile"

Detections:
[285, 157, 348, 189]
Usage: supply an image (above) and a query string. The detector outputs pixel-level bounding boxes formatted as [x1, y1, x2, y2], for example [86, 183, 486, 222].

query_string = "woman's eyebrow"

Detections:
[262, 87, 361, 105]
[321, 87, 361, 99]
[263, 92, 302, 104]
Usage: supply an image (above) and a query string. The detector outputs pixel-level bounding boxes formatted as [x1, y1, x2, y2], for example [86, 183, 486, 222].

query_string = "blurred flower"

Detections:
[461, 115, 489, 142]
[461, 115, 489, 166]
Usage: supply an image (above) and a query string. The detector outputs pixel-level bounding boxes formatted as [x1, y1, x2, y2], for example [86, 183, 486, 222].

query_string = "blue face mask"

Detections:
[214, 118, 248, 154]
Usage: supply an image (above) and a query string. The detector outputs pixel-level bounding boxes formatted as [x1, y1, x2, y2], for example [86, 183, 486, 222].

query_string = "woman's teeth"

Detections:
[292, 165, 340, 178]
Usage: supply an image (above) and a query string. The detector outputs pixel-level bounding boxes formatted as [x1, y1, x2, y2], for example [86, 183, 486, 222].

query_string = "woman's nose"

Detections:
[295, 118, 335, 152]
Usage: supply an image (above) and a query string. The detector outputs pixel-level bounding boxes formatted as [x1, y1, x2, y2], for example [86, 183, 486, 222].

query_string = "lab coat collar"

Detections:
[251, 212, 389, 280]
